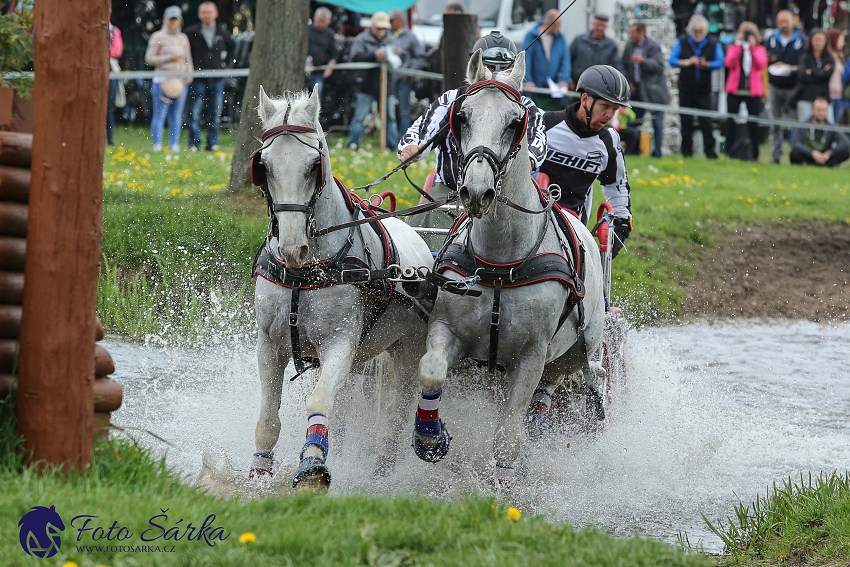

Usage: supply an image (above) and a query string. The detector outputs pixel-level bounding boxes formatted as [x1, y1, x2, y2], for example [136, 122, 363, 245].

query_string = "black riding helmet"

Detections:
[470, 31, 518, 71]
[576, 65, 631, 107]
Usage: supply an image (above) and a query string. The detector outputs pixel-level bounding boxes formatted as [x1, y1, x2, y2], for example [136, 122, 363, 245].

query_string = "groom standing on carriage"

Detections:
[538, 65, 634, 258]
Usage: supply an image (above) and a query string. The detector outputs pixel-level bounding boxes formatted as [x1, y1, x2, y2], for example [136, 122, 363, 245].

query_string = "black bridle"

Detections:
[451, 80, 527, 195]
[251, 124, 328, 239]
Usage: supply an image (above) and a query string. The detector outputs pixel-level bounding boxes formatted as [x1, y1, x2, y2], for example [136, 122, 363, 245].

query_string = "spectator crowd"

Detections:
[105, 3, 850, 168]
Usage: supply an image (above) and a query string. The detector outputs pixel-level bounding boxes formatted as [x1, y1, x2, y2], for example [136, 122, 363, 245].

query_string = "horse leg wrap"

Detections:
[494, 462, 515, 492]
[524, 388, 552, 439]
[412, 389, 451, 463]
[293, 413, 332, 489]
[248, 451, 274, 479]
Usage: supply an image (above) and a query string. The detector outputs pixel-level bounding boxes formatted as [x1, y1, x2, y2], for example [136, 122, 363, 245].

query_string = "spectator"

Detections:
[827, 30, 847, 125]
[347, 11, 398, 151]
[107, 23, 123, 146]
[305, 7, 338, 100]
[145, 6, 193, 152]
[622, 22, 670, 157]
[184, 1, 234, 152]
[389, 9, 427, 136]
[795, 29, 835, 123]
[520, 9, 571, 111]
[789, 97, 849, 166]
[764, 10, 806, 164]
[723, 21, 768, 161]
[610, 105, 641, 155]
[669, 14, 724, 159]
[843, 52, 850, 125]
[569, 14, 622, 90]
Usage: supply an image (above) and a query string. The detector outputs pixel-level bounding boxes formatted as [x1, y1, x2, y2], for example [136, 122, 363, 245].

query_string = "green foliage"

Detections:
[0, 392, 24, 471]
[0, 436, 712, 567]
[704, 471, 850, 566]
[0, 8, 34, 97]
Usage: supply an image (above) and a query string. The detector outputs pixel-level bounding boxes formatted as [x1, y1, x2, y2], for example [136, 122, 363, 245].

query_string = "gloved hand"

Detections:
[611, 217, 632, 259]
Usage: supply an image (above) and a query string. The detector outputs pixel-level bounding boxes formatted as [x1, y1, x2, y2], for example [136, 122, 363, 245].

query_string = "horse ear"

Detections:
[466, 49, 487, 83]
[304, 83, 321, 125]
[257, 85, 276, 126]
[506, 51, 526, 90]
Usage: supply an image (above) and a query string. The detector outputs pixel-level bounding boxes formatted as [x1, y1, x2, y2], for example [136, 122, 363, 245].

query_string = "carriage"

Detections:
[244, 51, 630, 492]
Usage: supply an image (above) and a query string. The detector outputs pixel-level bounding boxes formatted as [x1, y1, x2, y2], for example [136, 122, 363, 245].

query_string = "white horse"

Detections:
[251, 85, 433, 490]
[410, 52, 607, 488]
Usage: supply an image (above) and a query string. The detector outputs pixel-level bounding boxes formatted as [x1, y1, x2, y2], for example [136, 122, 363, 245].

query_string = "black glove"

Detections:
[611, 217, 632, 259]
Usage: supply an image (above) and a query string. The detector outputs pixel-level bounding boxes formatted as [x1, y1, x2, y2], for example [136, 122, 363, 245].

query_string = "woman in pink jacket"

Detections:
[724, 22, 768, 161]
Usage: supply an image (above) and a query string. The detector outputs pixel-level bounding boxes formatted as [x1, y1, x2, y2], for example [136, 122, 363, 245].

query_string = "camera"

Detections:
[743, 30, 755, 40]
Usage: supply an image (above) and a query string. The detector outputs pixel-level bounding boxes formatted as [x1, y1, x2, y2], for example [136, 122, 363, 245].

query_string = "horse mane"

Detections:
[261, 90, 318, 129]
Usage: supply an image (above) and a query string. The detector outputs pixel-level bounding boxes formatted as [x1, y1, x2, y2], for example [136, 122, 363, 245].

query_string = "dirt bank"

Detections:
[685, 222, 850, 322]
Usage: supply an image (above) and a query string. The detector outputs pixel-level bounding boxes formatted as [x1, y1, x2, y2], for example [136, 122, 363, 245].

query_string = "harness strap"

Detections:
[488, 280, 502, 373]
[289, 281, 319, 376]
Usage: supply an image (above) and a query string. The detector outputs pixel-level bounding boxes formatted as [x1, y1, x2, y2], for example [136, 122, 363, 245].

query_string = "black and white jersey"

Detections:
[398, 86, 547, 190]
[540, 103, 632, 224]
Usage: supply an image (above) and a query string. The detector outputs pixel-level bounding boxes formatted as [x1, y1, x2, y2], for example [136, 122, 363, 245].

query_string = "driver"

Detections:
[539, 64, 633, 258]
[398, 31, 547, 250]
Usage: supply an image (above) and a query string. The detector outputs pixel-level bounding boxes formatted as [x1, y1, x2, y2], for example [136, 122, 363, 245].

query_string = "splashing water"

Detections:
[108, 319, 850, 553]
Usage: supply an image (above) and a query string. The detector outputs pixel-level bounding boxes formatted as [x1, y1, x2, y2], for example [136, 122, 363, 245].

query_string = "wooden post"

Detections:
[442, 14, 478, 91]
[379, 62, 388, 152]
[16, 0, 109, 471]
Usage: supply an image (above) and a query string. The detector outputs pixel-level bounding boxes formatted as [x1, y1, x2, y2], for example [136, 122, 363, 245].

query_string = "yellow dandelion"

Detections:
[751, 167, 758, 173]
[791, 183, 798, 189]
[677, 159, 684, 164]
[737, 195, 743, 200]
[506, 507, 522, 521]
[746, 198, 755, 204]
[785, 201, 791, 206]
[239, 532, 257, 543]
[61, 563, 79, 567]
[767, 197, 773, 202]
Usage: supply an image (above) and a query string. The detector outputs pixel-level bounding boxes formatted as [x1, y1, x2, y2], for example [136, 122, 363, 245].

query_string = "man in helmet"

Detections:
[398, 32, 547, 250]
[539, 64, 633, 258]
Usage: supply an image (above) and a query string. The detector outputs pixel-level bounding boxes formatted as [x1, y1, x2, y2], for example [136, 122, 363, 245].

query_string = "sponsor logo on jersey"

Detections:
[545, 149, 603, 174]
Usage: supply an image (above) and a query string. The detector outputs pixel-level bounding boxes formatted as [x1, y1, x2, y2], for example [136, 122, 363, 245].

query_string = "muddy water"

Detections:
[107, 320, 850, 553]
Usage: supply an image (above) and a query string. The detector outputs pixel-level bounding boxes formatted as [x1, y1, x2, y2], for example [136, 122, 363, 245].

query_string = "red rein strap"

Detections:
[466, 80, 522, 102]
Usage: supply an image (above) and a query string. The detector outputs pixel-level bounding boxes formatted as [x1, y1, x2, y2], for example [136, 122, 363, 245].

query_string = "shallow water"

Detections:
[107, 319, 850, 553]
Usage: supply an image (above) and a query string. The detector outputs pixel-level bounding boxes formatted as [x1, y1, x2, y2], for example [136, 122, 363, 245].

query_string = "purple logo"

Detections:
[18, 505, 65, 558]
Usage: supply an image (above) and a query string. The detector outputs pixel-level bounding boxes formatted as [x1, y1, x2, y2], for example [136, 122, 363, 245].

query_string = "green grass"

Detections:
[0, 395, 711, 567]
[100, 127, 850, 336]
[703, 472, 850, 566]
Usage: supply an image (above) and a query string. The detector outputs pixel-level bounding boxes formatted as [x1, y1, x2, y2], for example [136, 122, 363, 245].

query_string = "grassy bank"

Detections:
[0, 396, 712, 567]
[100, 126, 850, 339]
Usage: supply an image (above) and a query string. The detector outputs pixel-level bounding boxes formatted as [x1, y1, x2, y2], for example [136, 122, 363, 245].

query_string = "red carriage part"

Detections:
[371, 190, 396, 212]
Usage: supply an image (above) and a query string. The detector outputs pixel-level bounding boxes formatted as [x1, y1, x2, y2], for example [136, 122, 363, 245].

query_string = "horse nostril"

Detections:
[298, 245, 308, 264]
[459, 186, 471, 206]
[480, 189, 495, 209]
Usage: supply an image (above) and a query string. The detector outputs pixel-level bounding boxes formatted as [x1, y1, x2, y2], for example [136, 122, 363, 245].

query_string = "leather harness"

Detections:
[426, 183, 587, 373]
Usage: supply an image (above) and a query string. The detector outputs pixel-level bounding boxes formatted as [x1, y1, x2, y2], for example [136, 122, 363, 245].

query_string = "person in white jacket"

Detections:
[145, 5, 193, 152]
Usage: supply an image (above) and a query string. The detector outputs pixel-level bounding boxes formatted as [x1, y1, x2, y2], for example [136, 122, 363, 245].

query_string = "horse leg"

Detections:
[292, 344, 355, 491]
[373, 339, 422, 477]
[524, 358, 568, 441]
[251, 331, 289, 479]
[412, 322, 464, 463]
[493, 350, 547, 491]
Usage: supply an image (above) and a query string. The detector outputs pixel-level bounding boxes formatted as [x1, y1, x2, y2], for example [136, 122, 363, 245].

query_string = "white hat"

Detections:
[160, 77, 184, 101]
[371, 12, 391, 29]
[163, 6, 182, 20]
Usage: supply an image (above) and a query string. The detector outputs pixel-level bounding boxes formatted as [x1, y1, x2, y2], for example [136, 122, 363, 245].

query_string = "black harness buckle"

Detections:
[289, 312, 299, 326]
[340, 268, 371, 283]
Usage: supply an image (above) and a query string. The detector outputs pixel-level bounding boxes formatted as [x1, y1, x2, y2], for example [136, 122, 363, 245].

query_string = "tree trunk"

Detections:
[228, 0, 310, 194]
[443, 14, 478, 91]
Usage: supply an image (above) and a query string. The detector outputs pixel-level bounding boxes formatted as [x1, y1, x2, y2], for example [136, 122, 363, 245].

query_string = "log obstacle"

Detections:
[0, 131, 121, 443]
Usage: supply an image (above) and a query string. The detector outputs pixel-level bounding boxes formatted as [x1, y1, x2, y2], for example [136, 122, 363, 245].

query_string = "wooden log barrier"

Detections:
[0, 132, 33, 169]
[0, 237, 25, 271]
[0, 271, 24, 304]
[0, 339, 16, 374]
[0, 202, 28, 237]
[0, 166, 31, 203]
[94, 344, 115, 376]
[0, 305, 21, 339]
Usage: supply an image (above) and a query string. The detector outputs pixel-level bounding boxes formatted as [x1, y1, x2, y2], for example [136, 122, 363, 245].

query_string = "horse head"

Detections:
[455, 50, 528, 218]
[255, 84, 328, 268]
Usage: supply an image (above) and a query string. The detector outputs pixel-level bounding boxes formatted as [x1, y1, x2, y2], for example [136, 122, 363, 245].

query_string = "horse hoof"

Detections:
[372, 454, 396, 479]
[248, 467, 273, 480]
[292, 457, 331, 491]
[523, 411, 548, 440]
[412, 420, 451, 463]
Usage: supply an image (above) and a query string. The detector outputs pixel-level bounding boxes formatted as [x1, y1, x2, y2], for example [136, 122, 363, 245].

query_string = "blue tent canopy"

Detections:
[320, 0, 417, 14]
